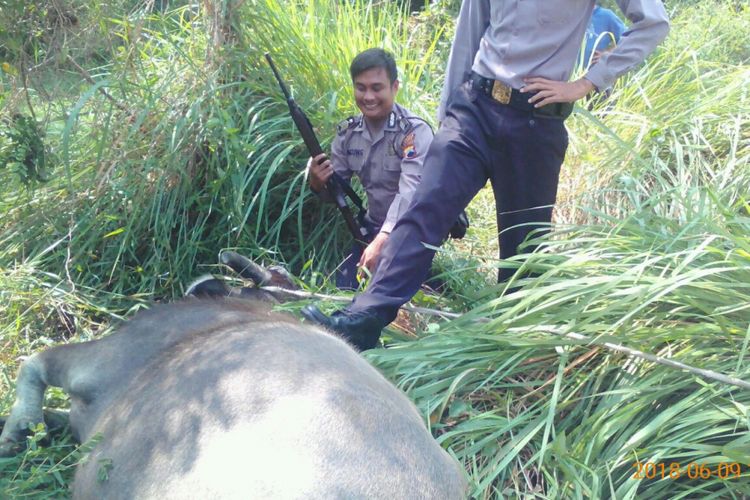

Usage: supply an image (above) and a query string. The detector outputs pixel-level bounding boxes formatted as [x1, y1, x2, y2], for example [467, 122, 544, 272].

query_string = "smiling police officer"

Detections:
[308, 48, 433, 290]
[303, 1, 670, 351]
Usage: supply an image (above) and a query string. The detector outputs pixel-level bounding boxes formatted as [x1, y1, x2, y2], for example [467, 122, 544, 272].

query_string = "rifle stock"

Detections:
[265, 53, 369, 244]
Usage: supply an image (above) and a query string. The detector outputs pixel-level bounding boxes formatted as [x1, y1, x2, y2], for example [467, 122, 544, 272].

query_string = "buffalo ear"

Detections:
[185, 276, 232, 298]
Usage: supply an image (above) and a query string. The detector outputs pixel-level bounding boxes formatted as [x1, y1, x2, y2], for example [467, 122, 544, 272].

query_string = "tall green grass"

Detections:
[368, 2, 750, 498]
[560, 1, 749, 225]
[373, 179, 750, 498]
[1, 0, 447, 299]
[2, 1, 448, 494]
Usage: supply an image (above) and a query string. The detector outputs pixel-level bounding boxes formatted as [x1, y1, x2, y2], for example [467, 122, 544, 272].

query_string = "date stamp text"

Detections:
[632, 461, 746, 480]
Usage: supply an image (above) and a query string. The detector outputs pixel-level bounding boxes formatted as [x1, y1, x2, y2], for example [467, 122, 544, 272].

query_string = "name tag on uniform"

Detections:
[347, 149, 364, 157]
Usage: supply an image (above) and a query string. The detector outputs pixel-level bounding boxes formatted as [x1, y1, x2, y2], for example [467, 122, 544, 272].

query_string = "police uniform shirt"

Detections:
[329, 103, 433, 234]
[437, 0, 669, 120]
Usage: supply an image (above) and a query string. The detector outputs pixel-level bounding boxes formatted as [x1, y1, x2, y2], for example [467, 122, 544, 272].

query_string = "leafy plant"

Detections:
[0, 113, 48, 186]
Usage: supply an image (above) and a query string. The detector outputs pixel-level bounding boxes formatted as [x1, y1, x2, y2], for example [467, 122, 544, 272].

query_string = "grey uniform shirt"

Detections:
[328, 103, 433, 234]
[438, 0, 670, 120]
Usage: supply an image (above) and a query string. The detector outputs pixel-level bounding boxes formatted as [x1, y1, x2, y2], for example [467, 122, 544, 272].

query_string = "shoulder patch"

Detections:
[336, 116, 358, 136]
[401, 132, 417, 159]
[390, 112, 433, 159]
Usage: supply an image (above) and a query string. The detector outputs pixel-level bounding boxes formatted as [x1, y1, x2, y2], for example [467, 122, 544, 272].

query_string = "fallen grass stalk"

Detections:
[267, 284, 750, 389]
[536, 326, 750, 390]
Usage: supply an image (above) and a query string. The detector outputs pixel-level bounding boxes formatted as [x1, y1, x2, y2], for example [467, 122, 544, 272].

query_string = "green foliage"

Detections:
[0, 0, 94, 67]
[372, 186, 750, 498]
[663, 1, 749, 65]
[0, 114, 48, 186]
[561, 1, 750, 225]
[0, 424, 78, 498]
[369, 2, 750, 497]
[0, 0, 449, 298]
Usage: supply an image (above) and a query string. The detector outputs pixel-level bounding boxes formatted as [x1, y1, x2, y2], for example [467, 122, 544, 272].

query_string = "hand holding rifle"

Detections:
[265, 53, 370, 244]
[307, 153, 334, 193]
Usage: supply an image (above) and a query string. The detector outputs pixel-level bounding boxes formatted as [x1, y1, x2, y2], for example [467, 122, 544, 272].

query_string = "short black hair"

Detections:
[350, 48, 398, 84]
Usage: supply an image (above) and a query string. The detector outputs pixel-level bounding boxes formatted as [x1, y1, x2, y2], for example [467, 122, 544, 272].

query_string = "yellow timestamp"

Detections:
[632, 461, 746, 480]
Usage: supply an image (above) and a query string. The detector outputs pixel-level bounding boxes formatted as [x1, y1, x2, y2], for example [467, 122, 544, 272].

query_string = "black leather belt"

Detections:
[470, 72, 573, 120]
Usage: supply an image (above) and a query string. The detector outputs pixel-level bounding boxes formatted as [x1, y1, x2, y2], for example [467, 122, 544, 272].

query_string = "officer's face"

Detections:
[353, 67, 399, 123]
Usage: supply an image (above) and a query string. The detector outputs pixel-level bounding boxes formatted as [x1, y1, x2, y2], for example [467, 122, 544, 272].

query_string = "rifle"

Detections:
[264, 53, 370, 244]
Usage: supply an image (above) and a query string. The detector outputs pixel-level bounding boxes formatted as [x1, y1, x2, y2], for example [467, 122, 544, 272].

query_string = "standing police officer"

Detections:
[303, 1, 670, 350]
[309, 48, 433, 289]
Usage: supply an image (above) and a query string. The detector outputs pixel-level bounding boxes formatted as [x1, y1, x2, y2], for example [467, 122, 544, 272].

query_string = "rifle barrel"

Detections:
[264, 53, 369, 244]
[264, 53, 291, 101]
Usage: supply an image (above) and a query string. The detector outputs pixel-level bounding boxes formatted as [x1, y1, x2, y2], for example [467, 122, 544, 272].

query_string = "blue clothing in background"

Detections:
[583, 6, 627, 67]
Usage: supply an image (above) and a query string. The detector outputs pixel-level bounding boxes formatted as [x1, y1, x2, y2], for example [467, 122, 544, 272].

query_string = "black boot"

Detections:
[301, 305, 385, 351]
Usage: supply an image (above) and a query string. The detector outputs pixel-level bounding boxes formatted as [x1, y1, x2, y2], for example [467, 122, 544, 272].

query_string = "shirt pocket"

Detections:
[377, 155, 402, 193]
[383, 154, 402, 173]
[537, 0, 586, 25]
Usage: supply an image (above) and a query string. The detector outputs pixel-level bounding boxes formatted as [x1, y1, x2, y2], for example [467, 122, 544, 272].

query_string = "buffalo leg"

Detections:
[0, 353, 49, 456]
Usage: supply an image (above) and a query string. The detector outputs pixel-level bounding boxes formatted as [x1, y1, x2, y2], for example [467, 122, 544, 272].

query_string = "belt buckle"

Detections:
[491, 80, 511, 104]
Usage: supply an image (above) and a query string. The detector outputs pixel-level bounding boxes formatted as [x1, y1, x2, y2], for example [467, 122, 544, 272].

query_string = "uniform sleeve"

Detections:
[314, 132, 352, 203]
[437, 0, 490, 122]
[584, 0, 669, 91]
[380, 122, 434, 233]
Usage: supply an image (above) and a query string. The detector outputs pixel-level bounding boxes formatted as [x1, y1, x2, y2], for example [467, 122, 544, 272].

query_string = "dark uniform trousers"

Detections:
[348, 81, 569, 324]
[336, 219, 377, 290]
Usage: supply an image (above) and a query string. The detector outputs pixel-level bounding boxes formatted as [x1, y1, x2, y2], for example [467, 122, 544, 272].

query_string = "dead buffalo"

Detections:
[0, 299, 467, 499]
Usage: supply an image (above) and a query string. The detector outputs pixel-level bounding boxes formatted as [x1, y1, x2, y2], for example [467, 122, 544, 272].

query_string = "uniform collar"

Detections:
[356, 106, 403, 143]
